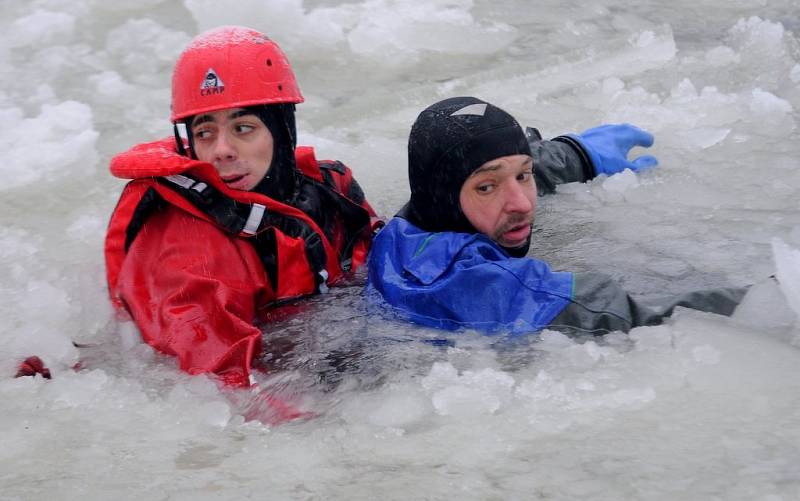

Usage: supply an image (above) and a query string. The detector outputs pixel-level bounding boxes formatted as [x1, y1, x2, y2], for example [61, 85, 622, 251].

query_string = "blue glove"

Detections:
[568, 123, 658, 176]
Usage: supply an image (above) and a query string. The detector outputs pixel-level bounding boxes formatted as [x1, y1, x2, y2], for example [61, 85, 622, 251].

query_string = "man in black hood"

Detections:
[398, 97, 536, 257]
[368, 96, 746, 334]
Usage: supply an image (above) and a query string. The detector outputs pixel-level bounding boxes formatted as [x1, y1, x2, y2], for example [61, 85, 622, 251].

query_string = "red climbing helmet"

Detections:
[170, 26, 304, 123]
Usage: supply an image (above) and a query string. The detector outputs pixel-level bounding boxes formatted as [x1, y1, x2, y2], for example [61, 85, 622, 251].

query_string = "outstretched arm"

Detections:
[528, 124, 658, 195]
[548, 272, 747, 334]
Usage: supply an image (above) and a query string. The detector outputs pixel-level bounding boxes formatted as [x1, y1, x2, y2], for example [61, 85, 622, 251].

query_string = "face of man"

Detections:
[190, 108, 274, 191]
[458, 154, 536, 249]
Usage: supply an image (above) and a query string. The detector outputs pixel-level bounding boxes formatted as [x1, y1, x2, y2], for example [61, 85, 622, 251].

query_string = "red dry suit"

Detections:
[105, 138, 380, 387]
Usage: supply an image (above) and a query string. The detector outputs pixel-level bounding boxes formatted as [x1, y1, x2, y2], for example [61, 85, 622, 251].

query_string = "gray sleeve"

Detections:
[547, 272, 748, 335]
[527, 127, 595, 196]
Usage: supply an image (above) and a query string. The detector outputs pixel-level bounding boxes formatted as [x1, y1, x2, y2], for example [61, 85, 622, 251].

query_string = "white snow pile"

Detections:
[183, 0, 517, 64]
[0, 102, 99, 192]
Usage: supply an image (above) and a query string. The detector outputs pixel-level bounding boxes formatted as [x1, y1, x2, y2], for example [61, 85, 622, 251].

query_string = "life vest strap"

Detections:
[157, 174, 330, 293]
[243, 204, 266, 235]
[164, 174, 208, 194]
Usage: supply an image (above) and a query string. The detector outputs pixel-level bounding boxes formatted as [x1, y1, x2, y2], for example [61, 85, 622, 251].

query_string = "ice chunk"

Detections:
[726, 17, 795, 89]
[185, 0, 336, 52]
[692, 345, 721, 365]
[339, 387, 432, 428]
[117, 321, 143, 351]
[168, 377, 232, 427]
[88, 71, 136, 100]
[558, 340, 622, 371]
[65, 214, 105, 243]
[105, 19, 189, 83]
[686, 127, 731, 149]
[630, 325, 674, 350]
[1, 278, 80, 368]
[728, 17, 786, 53]
[430, 385, 497, 416]
[7, 10, 75, 48]
[601, 169, 640, 193]
[602, 77, 625, 95]
[631, 30, 656, 48]
[366, 391, 431, 428]
[0, 101, 98, 191]
[59, 371, 111, 404]
[420, 360, 460, 389]
[749, 88, 793, 115]
[515, 364, 657, 430]
[791, 64, 800, 83]
[422, 362, 515, 417]
[472, 25, 677, 101]
[670, 78, 699, 102]
[732, 278, 796, 330]
[346, 0, 517, 63]
[537, 329, 576, 350]
[771, 238, 800, 321]
[705, 46, 740, 67]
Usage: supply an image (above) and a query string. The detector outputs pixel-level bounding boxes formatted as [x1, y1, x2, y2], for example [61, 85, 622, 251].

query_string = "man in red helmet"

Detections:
[104, 26, 381, 388]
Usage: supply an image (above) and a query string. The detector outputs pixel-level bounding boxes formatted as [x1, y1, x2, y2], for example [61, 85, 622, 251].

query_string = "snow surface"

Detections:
[1, 0, 800, 500]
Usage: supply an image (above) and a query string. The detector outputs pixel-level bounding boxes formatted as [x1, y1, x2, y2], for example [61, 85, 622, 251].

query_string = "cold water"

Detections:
[2, 1, 800, 499]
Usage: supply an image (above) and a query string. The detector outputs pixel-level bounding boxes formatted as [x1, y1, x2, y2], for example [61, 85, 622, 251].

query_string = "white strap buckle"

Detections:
[242, 203, 266, 235]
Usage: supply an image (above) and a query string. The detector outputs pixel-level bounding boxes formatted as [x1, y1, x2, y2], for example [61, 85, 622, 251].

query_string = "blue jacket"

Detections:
[367, 217, 575, 334]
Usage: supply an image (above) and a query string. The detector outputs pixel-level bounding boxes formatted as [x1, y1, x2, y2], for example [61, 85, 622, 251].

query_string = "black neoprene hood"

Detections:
[403, 96, 532, 234]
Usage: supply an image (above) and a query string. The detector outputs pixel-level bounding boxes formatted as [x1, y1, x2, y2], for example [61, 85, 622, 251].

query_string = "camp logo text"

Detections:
[200, 68, 225, 96]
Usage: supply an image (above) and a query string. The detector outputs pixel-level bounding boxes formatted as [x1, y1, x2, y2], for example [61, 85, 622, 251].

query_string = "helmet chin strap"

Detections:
[173, 121, 199, 159]
[173, 123, 190, 157]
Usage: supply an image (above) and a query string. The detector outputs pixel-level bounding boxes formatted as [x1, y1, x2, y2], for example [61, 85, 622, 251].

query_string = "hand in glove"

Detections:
[15, 356, 52, 379]
[569, 124, 658, 176]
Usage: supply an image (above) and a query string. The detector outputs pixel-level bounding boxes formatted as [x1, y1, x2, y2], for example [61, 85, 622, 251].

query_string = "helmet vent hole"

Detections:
[278, 84, 283, 91]
[266, 59, 272, 66]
